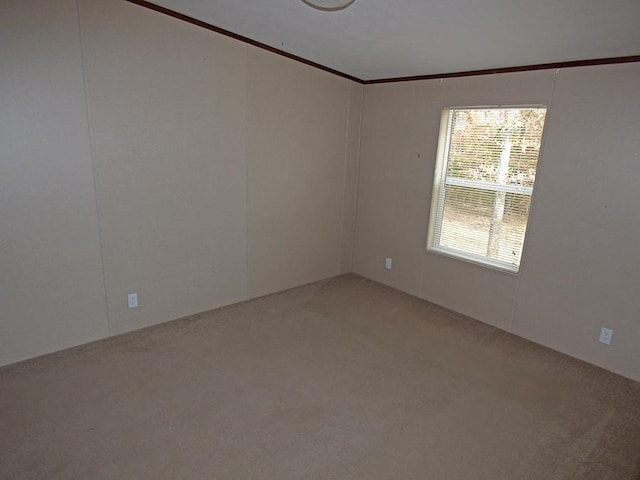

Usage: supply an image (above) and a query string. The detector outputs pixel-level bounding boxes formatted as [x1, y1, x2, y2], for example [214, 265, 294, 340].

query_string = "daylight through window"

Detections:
[428, 107, 547, 272]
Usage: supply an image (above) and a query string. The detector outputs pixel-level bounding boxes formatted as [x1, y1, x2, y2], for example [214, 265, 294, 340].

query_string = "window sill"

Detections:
[427, 246, 521, 275]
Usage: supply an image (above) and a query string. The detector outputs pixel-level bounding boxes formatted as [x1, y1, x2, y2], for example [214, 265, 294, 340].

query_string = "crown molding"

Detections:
[363, 55, 640, 84]
[125, 1, 639, 85]
[125, 0, 364, 83]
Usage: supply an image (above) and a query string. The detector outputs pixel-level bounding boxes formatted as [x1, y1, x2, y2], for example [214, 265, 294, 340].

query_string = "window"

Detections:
[427, 106, 547, 272]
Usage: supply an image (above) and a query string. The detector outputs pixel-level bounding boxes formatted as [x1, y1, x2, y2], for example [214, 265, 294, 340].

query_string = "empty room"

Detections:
[1, 0, 639, 478]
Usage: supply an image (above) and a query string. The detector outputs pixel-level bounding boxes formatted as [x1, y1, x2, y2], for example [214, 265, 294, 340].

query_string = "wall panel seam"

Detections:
[75, 0, 112, 336]
[349, 85, 365, 273]
[337, 83, 352, 273]
[508, 69, 560, 333]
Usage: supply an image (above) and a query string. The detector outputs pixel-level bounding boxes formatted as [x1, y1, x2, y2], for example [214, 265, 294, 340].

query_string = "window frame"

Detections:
[426, 105, 547, 274]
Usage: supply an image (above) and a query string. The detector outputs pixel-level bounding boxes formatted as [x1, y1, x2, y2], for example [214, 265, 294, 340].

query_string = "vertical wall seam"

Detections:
[337, 82, 353, 274]
[508, 69, 560, 333]
[418, 78, 445, 298]
[348, 84, 365, 273]
[244, 45, 250, 298]
[75, 0, 112, 336]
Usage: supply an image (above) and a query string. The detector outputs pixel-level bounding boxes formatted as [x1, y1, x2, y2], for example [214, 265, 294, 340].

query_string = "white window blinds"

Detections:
[428, 107, 547, 272]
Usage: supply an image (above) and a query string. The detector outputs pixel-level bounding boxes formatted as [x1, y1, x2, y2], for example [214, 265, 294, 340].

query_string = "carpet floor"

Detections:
[1, 274, 639, 479]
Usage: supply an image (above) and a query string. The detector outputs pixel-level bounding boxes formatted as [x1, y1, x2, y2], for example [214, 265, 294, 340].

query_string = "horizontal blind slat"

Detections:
[430, 106, 546, 271]
[445, 177, 533, 195]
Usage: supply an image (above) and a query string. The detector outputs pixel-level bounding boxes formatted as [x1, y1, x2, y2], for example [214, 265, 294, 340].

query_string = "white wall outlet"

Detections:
[127, 293, 139, 309]
[598, 327, 613, 345]
[385, 257, 393, 270]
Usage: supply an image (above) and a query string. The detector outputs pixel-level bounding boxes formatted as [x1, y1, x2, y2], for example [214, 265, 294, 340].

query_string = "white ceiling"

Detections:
[149, 0, 640, 80]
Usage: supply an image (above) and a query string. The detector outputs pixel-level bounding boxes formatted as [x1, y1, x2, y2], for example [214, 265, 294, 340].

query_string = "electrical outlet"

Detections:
[385, 257, 393, 270]
[598, 327, 613, 345]
[127, 293, 139, 309]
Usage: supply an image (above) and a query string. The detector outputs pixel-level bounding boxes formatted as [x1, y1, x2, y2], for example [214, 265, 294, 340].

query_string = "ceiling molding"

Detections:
[125, 0, 365, 83]
[125, 1, 639, 85]
[364, 55, 640, 84]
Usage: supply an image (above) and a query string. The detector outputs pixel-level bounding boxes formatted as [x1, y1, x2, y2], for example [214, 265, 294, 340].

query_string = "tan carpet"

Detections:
[1, 274, 639, 479]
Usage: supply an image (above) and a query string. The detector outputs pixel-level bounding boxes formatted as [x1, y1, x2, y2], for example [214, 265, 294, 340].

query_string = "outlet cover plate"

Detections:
[127, 293, 139, 309]
[599, 327, 613, 345]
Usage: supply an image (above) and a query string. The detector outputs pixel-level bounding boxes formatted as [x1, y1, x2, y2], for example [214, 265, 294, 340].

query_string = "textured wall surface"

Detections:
[1, 0, 361, 364]
[354, 65, 640, 381]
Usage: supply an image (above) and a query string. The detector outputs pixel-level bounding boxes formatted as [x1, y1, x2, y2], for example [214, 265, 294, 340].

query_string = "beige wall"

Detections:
[1, 0, 361, 364]
[246, 49, 358, 297]
[354, 64, 640, 381]
[513, 64, 640, 381]
[3, 0, 638, 383]
[340, 83, 364, 274]
[0, 0, 109, 364]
